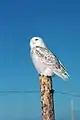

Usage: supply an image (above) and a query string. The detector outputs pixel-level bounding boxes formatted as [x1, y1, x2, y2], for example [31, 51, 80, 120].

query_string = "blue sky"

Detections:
[0, 0, 80, 120]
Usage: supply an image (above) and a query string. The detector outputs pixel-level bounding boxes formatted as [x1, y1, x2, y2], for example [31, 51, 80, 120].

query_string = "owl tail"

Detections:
[53, 64, 69, 80]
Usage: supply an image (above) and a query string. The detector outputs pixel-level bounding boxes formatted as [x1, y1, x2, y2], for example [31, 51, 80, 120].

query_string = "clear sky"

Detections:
[0, 0, 80, 120]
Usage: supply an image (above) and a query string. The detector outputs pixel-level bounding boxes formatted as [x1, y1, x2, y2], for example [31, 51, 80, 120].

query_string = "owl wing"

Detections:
[34, 46, 60, 66]
[33, 46, 69, 80]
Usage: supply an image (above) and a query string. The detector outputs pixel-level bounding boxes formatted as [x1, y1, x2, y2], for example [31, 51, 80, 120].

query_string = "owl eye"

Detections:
[35, 38, 38, 41]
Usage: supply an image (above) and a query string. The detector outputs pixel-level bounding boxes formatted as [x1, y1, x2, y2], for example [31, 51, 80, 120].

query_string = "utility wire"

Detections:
[55, 90, 80, 98]
[0, 90, 39, 94]
[0, 90, 80, 98]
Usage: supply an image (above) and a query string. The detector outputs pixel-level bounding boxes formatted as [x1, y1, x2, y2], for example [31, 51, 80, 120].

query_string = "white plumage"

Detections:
[30, 37, 69, 80]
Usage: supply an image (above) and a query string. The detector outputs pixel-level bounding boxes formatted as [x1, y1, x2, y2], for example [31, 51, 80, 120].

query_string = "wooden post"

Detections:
[39, 75, 55, 120]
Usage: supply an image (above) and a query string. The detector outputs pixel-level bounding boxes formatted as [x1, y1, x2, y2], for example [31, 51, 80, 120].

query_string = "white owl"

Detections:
[30, 37, 69, 80]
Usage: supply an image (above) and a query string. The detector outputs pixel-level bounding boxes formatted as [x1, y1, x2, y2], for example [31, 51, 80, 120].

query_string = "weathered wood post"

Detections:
[39, 75, 55, 120]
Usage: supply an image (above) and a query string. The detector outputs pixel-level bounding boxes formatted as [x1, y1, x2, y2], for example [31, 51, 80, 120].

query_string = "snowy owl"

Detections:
[30, 37, 69, 80]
